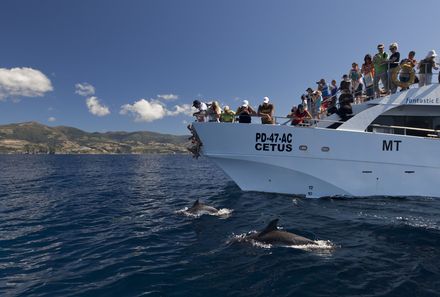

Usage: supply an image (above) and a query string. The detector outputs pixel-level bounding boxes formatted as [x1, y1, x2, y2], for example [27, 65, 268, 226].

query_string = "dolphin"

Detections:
[187, 199, 219, 215]
[247, 219, 315, 246]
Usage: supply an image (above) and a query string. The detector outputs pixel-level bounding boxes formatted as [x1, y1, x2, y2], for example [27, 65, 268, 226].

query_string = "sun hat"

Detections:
[263, 96, 270, 103]
[242, 100, 249, 107]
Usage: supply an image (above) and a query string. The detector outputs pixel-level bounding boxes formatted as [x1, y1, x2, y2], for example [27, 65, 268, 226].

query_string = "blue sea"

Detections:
[1, 155, 440, 297]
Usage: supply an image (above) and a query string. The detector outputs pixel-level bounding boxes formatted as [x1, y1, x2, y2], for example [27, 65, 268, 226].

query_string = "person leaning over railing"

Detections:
[235, 100, 256, 123]
[207, 101, 222, 122]
[257, 96, 275, 124]
[220, 105, 235, 123]
[192, 100, 208, 122]
[291, 104, 312, 126]
[418, 50, 438, 87]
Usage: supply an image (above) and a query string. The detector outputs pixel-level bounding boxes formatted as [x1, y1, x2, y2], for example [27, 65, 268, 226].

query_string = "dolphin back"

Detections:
[253, 219, 315, 246]
[259, 219, 279, 236]
[188, 199, 219, 214]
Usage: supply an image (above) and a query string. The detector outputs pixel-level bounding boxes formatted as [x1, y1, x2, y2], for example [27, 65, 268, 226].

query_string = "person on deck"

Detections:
[418, 50, 438, 87]
[220, 105, 235, 122]
[257, 96, 275, 124]
[311, 90, 322, 119]
[399, 51, 417, 90]
[349, 63, 363, 103]
[387, 43, 400, 94]
[192, 100, 208, 122]
[235, 100, 256, 123]
[373, 43, 389, 97]
[317, 79, 331, 100]
[325, 79, 338, 114]
[207, 101, 222, 122]
[336, 89, 353, 121]
[291, 104, 312, 126]
[361, 54, 375, 100]
[305, 87, 314, 111]
[339, 74, 351, 93]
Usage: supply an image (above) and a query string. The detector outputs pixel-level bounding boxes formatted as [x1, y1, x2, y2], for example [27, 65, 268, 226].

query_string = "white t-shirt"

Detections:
[197, 102, 208, 122]
[199, 102, 207, 111]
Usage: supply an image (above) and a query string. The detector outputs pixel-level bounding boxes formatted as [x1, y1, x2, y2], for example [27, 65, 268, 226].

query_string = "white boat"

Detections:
[191, 85, 440, 198]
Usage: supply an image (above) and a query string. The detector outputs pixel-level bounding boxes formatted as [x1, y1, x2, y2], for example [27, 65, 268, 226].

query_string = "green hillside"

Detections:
[0, 122, 190, 154]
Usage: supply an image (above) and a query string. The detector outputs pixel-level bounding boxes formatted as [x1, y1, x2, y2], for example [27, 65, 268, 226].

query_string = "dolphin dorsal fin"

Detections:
[259, 219, 279, 235]
[192, 199, 200, 207]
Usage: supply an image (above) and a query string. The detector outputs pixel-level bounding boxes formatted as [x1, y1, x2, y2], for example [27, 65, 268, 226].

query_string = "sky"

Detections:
[1, 0, 440, 135]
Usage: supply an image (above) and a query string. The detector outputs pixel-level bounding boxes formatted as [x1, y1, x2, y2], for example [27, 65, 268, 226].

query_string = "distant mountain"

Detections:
[0, 122, 190, 154]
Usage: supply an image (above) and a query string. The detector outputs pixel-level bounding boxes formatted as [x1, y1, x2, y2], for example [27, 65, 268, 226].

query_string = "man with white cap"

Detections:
[257, 96, 275, 124]
[418, 50, 438, 87]
[235, 99, 256, 123]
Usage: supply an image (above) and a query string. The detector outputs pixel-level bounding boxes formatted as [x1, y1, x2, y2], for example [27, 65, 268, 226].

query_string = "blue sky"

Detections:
[1, 0, 439, 135]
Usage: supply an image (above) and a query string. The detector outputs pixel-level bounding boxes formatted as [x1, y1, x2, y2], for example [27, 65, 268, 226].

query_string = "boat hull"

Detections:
[193, 122, 440, 198]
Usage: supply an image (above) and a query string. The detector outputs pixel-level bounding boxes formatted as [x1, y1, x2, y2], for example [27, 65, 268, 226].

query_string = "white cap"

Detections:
[224, 105, 230, 110]
[427, 50, 437, 58]
[263, 96, 270, 103]
[242, 100, 249, 107]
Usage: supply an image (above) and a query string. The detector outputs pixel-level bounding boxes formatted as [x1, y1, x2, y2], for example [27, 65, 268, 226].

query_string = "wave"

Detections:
[228, 232, 337, 256]
[175, 207, 233, 219]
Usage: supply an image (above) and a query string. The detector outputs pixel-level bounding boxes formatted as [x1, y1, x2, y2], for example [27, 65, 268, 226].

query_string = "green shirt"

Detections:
[373, 52, 388, 74]
[220, 110, 235, 122]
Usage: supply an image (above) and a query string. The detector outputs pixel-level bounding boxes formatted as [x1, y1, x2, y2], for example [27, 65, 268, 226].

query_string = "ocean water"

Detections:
[1, 155, 440, 297]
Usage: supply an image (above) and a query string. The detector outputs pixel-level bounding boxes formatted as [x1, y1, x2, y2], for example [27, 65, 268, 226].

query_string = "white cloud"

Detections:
[0, 67, 53, 100]
[166, 104, 192, 116]
[120, 99, 192, 122]
[75, 82, 95, 97]
[86, 96, 110, 116]
[157, 94, 179, 101]
[48, 117, 56, 122]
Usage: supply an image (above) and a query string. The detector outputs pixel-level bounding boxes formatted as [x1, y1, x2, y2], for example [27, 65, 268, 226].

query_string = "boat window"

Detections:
[368, 115, 440, 137]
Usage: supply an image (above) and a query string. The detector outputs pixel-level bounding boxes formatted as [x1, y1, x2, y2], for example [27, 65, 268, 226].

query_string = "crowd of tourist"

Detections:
[192, 43, 440, 126]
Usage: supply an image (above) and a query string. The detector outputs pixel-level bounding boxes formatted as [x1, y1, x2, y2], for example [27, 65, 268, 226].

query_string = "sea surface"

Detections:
[1, 155, 440, 297]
